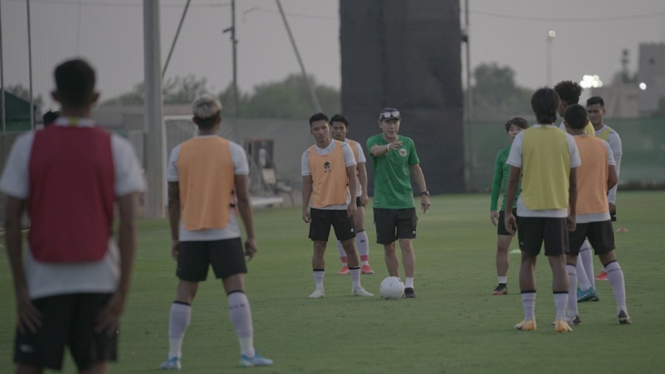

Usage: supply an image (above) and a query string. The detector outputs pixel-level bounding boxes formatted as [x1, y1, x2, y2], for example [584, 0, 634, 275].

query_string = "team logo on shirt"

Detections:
[399, 148, 407, 157]
[324, 162, 331, 173]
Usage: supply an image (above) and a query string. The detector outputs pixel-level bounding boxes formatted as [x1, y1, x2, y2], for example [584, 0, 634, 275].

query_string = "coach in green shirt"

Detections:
[367, 108, 431, 298]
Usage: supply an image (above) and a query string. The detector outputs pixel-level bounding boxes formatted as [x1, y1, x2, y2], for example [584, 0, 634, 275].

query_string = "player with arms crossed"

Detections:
[160, 95, 272, 369]
[367, 108, 431, 298]
[489, 117, 528, 295]
[301, 112, 373, 299]
[505, 88, 580, 333]
[2, 59, 144, 374]
[330, 114, 375, 275]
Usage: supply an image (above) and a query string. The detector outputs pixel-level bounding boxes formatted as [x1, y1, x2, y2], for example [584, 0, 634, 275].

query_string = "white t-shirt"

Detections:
[575, 137, 616, 224]
[345, 138, 366, 197]
[0, 119, 145, 299]
[167, 135, 249, 241]
[506, 125, 581, 218]
[301, 139, 356, 210]
[596, 124, 622, 204]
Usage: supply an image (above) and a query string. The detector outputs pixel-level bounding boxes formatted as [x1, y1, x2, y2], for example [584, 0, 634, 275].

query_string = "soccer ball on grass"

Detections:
[380, 276, 405, 299]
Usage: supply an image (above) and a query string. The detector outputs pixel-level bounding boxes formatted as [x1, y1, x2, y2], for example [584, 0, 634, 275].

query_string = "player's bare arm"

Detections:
[504, 166, 521, 235]
[235, 174, 258, 260]
[301, 175, 313, 223]
[490, 210, 499, 226]
[370, 141, 403, 157]
[567, 168, 578, 232]
[96, 191, 139, 336]
[357, 162, 369, 206]
[409, 164, 430, 213]
[346, 165, 358, 218]
[167, 181, 181, 261]
[4, 196, 42, 334]
[608, 164, 618, 193]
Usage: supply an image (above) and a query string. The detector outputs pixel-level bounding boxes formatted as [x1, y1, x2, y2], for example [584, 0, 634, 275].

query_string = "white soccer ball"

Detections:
[380, 276, 405, 299]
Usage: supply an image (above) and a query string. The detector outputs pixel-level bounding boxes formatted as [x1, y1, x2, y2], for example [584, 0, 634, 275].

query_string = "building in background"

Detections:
[637, 43, 665, 117]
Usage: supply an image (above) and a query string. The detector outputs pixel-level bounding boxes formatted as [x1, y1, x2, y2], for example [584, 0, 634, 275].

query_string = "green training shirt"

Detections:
[489, 146, 521, 211]
[367, 134, 420, 209]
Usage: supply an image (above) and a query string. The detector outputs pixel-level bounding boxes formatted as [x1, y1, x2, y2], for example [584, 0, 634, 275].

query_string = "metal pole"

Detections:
[465, 0, 472, 121]
[275, 0, 321, 113]
[547, 37, 551, 86]
[231, 0, 238, 117]
[162, 0, 190, 78]
[1, 0, 6, 157]
[144, 0, 166, 218]
[27, 0, 34, 130]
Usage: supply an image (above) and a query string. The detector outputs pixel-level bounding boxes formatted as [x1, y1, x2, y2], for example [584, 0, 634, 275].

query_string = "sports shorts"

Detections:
[177, 238, 247, 281]
[308, 208, 356, 242]
[517, 216, 569, 256]
[568, 220, 615, 256]
[497, 209, 517, 236]
[373, 208, 417, 244]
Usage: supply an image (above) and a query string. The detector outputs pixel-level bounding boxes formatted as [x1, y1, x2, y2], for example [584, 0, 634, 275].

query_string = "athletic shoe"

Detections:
[492, 284, 508, 295]
[554, 318, 573, 332]
[595, 270, 608, 281]
[159, 357, 181, 370]
[591, 288, 600, 302]
[577, 287, 596, 302]
[352, 287, 374, 297]
[361, 264, 375, 274]
[514, 319, 537, 331]
[338, 265, 349, 275]
[239, 353, 274, 367]
[618, 310, 632, 325]
[404, 287, 417, 298]
[308, 288, 325, 299]
[568, 315, 581, 326]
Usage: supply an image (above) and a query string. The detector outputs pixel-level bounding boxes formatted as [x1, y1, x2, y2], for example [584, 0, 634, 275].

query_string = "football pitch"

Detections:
[1, 191, 664, 373]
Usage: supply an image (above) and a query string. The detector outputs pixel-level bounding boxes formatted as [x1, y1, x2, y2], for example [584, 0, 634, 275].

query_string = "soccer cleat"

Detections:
[595, 270, 608, 281]
[308, 288, 325, 299]
[492, 284, 508, 295]
[361, 264, 375, 274]
[618, 310, 632, 325]
[352, 287, 374, 297]
[239, 353, 274, 367]
[338, 265, 350, 275]
[515, 319, 537, 331]
[404, 287, 417, 298]
[577, 287, 596, 302]
[591, 288, 600, 302]
[554, 318, 573, 332]
[159, 357, 181, 370]
[568, 315, 581, 326]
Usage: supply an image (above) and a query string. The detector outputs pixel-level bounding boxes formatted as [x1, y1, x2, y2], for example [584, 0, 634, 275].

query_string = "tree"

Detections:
[470, 63, 533, 121]
[5, 84, 44, 114]
[101, 75, 209, 106]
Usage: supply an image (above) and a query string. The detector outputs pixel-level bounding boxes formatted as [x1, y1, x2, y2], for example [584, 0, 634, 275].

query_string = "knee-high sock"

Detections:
[336, 241, 347, 265]
[521, 292, 536, 321]
[605, 261, 627, 315]
[313, 270, 324, 289]
[228, 291, 255, 357]
[580, 240, 595, 289]
[349, 266, 361, 289]
[576, 257, 591, 291]
[554, 292, 568, 321]
[168, 302, 191, 359]
[356, 231, 370, 265]
[566, 264, 578, 319]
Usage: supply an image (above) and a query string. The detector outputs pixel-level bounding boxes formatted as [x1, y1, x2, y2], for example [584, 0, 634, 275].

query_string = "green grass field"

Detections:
[1, 191, 665, 373]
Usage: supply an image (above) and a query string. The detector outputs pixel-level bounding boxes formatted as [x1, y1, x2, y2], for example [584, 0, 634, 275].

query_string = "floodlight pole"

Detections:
[27, 0, 34, 130]
[144, 0, 166, 218]
[1, 0, 6, 156]
[464, 0, 472, 121]
[223, 0, 239, 116]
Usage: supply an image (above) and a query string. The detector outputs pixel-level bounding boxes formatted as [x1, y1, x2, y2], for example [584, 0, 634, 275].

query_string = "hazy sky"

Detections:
[2, 0, 665, 111]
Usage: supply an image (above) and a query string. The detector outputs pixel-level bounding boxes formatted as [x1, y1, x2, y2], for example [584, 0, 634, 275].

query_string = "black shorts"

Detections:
[374, 208, 418, 244]
[356, 197, 364, 207]
[308, 208, 356, 242]
[568, 220, 615, 256]
[497, 209, 517, 236]
[517, 216, 569, 256]
[177, 238, 247, 281]
[14, 293, 117, 371]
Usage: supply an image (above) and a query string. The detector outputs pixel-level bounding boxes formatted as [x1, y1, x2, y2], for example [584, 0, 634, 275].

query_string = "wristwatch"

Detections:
[420, 191, 429, 196]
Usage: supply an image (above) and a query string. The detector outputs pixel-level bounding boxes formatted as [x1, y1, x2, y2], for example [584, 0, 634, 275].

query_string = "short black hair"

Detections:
[309, 112, 329, 126]
[504, 117, 529, 132]
[531, 87, 560, 124]
[193, 112, 221, 130]
[330, 114, 349, 128]
[586, 96, 605, 108]
[42, 110, 60, 125]
[54, 59, 96, 107]
[564, 104, 588, 130]
[554, 80, 583, 105]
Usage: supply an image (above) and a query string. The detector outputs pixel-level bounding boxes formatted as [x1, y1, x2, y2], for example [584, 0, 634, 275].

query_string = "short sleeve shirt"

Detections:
[367, 134, 419, 209]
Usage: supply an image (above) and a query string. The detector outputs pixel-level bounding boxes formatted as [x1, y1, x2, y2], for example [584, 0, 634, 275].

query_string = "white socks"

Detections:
[498, 276, 507, 285]
[521, 292, 536, 321]
[349, 266, 361, 289]
[336, 241, 347, 265]
[168, 302, 192, 359]
[405, 277, 414, 289]
[566, 264, 578, 319]
[579, 240, 595, 289]
[228, 291, 255, 358]
[605, 261, 628, 315]
[313, 270, 325, 289]
[554, 292, 569, 320]
[356, 231, 370, 265]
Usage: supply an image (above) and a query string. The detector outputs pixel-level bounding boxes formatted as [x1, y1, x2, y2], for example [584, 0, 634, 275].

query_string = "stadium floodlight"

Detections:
[580, 75, 603, 89]
[639, 82, 647, 90]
